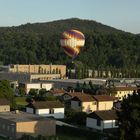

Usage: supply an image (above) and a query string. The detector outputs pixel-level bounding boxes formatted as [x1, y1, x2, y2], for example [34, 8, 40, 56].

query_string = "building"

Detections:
[0, 72, 63, 83]
[0, 98, 10, 112]
[115, 86, 138, 100]
[71, 95, 96, 113]
[0, 111, 55, 139]
[93, 95, 117, 111]
[26, 101, 64, 119]
[0, 64, 66, 83]
[8, 64, 66, 77]
[86, 110, 118, 131]
[19, 82, 53, 94]
[40, 78, 106, 89]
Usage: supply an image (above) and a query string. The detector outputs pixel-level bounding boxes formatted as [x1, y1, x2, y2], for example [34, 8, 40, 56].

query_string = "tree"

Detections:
[75, 81, 82, 92]
[28, 89, 38, 97]
[0, 80, 16, 108]
[117, 94, 140, 140]
[18, 87, 26, 96]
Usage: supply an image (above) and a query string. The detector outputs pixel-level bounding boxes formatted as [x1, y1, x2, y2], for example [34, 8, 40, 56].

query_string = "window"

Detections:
[97, 119, 101, 126]
[49, 109, 54, 114]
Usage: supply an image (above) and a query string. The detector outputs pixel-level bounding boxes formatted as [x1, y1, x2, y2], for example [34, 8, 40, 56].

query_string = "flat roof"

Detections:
[41, 78, 106, 85]
[0, 111, 52, 122]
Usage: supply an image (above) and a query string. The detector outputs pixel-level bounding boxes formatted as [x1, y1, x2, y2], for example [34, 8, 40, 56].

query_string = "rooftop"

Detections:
[93, 95, 117, 101]
[27, 101, 64, 109]
[115, 86, 138, 91]
[72, 95, 94, 102]
[88, 110, 118, 120]
[64, 92, 87, 97]
[0, 98, 10, 105]
[0, 111, 52, 122]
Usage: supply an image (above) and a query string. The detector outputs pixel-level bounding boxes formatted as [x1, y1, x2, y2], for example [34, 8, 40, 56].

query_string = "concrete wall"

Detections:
[16, 120, 56, 139]
[0, 105, 10, 112]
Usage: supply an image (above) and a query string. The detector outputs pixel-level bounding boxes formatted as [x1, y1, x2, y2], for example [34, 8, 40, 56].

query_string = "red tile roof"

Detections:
[115, 86, 138, 91]
[88, 110, 118, 120]
[93, 95, 117, 101]
[72, 95, 94, 102]
[27, 101, 64, 109]
[50, 89, 66, 94]
[63, 92, 87, 98]
[0, 98, 10, 105]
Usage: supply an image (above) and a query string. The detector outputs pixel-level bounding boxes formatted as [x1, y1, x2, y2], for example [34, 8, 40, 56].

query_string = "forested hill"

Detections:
[0, 18, 140, 71]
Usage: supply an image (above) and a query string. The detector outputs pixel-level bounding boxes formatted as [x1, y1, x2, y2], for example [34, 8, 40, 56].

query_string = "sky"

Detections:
[0, 0, 140, 34]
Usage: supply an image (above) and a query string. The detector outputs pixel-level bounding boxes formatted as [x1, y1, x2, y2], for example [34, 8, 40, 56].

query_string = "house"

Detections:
[115, 86, 138, 100]
[0, 98, 10, 112]
[86, 110, 118, 131]
[26, 101, 64, 119]
[93, 95, 117, 111]
[19, 82, 53, 94]
[71, 95, 96, 113]
[0, 111, 55, 139]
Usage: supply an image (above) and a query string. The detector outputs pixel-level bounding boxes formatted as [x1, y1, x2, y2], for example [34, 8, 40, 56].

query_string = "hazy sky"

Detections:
[0, 0, 140, 33]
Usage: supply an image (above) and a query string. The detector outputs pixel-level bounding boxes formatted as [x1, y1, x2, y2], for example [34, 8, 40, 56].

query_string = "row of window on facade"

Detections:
[38, 67, 62, 74]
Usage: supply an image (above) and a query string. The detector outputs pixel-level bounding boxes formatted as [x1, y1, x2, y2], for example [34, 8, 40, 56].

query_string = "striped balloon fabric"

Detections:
[60, 29, 85, 60]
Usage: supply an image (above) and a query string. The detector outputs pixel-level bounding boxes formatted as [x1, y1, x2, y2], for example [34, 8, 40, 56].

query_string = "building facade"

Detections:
[26, 101, 64, 119]
[19, 83, 53, 94]
[86, 110, 118, 131]
[0, 99, 10, 112]
[9, 64, 66, 77]
[115, 86, 137, 100]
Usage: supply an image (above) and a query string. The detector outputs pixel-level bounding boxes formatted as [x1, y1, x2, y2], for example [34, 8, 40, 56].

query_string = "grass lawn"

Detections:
[15, 97, 28, 106]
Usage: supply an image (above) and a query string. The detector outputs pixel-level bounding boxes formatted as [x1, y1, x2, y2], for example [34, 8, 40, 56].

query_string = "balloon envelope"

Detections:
[60, 29, 85, 60]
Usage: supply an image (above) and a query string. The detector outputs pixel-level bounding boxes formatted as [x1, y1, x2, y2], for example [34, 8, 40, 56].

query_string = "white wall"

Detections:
[26, 83, 41, 93]
[41, 83, 53, 91]
[26, 107, 34, 114]
[36, 108, 64, 119]
[36, 109, 49, 114]
[26, 83, 53, 94]
[86, 117, 118, 130]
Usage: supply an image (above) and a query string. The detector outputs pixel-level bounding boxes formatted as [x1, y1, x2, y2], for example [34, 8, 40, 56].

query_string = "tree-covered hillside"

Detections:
[0, 18, 140, 72]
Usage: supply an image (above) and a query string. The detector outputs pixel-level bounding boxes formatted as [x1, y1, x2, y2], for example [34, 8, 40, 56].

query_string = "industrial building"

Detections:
[0, 111, 56, 139]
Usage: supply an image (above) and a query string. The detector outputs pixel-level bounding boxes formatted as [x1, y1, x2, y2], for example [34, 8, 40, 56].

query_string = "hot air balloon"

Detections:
[60, 29, 85, 61]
